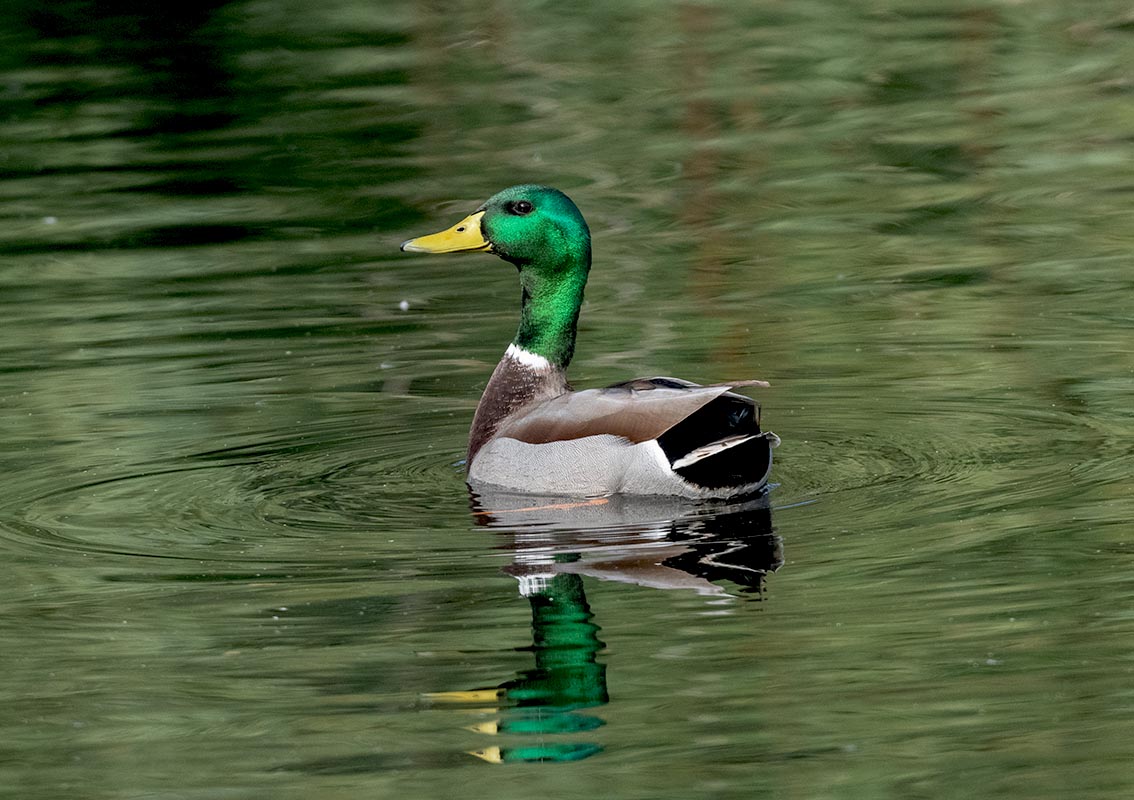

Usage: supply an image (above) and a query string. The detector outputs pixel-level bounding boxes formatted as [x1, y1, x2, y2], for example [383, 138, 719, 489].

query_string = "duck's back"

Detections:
[468, 378, 778, 498]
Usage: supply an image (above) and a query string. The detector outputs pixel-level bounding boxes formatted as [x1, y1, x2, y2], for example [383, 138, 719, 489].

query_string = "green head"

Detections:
[401, 185, 591, 368]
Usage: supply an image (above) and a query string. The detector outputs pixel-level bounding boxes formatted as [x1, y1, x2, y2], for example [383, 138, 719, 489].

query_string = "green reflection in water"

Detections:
[437, 494, 782, 764]
[434, 572, 608, 764]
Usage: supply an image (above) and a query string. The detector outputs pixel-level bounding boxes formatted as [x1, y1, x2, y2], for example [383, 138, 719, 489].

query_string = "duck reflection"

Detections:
[430, 491, 781, 764]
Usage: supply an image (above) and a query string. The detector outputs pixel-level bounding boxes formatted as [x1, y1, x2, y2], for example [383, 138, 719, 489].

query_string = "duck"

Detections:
[400, 184, 779, 498]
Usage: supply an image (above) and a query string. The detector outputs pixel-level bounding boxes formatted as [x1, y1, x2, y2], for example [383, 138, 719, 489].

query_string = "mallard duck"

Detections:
[401, 185, 779, 498]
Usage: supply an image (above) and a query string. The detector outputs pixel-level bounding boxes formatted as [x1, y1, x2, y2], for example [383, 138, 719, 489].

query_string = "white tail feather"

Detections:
[671, 434, 760, 470]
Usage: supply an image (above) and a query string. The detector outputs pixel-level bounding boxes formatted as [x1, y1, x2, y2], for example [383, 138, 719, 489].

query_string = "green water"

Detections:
[3, 1, 1134, 797]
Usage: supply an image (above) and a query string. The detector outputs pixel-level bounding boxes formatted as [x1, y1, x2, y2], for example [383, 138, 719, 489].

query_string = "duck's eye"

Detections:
[511, 200, 534, 215]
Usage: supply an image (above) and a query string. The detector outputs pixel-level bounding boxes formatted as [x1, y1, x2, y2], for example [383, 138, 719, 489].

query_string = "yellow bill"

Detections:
[401, 211, 491, 254]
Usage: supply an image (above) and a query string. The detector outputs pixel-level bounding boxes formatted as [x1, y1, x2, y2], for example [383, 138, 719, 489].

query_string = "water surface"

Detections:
[2, 1, 1134, 798]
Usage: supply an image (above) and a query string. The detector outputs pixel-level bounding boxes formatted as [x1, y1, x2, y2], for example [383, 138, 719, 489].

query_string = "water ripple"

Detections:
[772, 392, 1106, 520]
[0, 409, 469, 564]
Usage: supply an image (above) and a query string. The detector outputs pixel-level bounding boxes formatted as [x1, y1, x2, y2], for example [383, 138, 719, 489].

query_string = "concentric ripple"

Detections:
[769, 385, 1105, 521]
[0, 407, 471, 566]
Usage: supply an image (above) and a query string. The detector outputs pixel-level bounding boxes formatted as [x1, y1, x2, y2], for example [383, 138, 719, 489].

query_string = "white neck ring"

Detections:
[505, 342, 553, 371]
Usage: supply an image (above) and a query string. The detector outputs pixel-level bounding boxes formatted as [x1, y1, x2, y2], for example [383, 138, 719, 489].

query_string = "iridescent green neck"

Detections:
[512, 243, 590, 369]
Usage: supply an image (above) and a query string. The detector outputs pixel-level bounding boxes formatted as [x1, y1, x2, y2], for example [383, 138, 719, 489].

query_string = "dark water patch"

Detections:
[893, 267, 990, 288]
[875, 199, 979, 234]
[869, 65, 962, 105]
[119, 176, 245, 196]
[1100, 10, 1134, 32]
[870, 141, 990, 180]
